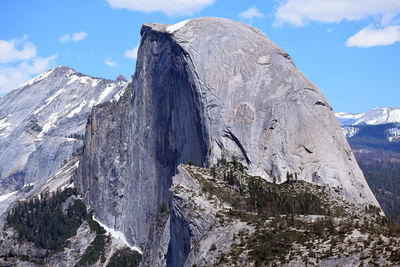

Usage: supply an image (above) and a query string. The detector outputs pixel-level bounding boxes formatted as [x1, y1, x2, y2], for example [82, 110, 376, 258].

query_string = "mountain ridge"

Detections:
[335, 107, 400, 225]
[336, 107, 400, 126]
[0, 65, 127, 196]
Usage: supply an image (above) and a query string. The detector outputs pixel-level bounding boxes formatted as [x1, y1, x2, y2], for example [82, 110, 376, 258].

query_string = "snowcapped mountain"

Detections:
[336, 107, 400, 143]
[335, 112, 365, 126]
[335, 107, 400, 126]
[0, 66, 127, 193]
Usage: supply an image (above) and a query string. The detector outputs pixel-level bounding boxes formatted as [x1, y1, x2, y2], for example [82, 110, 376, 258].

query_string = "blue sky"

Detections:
[1, 0, 399, 113]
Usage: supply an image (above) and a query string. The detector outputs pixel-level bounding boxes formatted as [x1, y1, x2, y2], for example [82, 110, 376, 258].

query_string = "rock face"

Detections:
[163, 164, 398, 267]
[0, 66, 127, 193]
[77, 17, 380, 259]
[166, 166, 249, 267]
[0, 154, 140, 266]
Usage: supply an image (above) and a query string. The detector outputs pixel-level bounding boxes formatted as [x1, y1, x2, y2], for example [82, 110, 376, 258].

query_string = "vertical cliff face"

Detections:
[77, 17, 380, 254]
[77, 25, 209, 249]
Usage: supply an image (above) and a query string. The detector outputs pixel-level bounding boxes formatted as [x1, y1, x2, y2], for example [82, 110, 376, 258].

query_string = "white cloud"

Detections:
[124, 45, 139, 59]
[0, 36, 36, 63]
[72, 31, 88, 42]
[0, 36, 57, 94]
[105, 0, 215, 16]
[60, 31, 88, 43]
[105, 60, 118, 67]
[346, 25, 400, 47]
[0, 54, 57, 94]
[239, 6, 264, 20]
[274, 0, 400, 48]
[274, 0, 400, 26]
[380, 12, 399, 27]
[59, 34, 70, 43]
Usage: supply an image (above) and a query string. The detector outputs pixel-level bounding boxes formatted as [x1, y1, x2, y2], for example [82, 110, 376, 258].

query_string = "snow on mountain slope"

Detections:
[0, 66, 127, 193]
[335, 112, 365, 126]
[354, 107, 400, 125]
[335, 107, 400, 126]
[336, 108, 400, 142]
[387, 126, 400, 142]
[341, 126, 360, 138]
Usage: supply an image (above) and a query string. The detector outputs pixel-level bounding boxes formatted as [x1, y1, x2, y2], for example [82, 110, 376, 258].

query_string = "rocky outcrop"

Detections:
[77, 17, 380, 261]
[0, 66, 127, 193]
[166, 166, 249, 267]
[164, 164, 399, 267]
[0, 154, 140, 266]
[0, 221, 96, 266]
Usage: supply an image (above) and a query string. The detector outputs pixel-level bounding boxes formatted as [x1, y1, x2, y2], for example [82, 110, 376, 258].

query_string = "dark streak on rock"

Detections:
[303, 146, 313, 154]
[277, 52, 296, 66]
[223, 129, 251, 165]
[314, 101, 333, 110]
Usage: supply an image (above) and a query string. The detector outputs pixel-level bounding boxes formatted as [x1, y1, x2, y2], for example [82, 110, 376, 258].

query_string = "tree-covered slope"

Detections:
[161, 159, 400, 266]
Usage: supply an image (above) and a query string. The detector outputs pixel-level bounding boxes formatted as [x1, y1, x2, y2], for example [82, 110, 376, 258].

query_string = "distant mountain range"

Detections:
[335, 107, 400, 145]
[336, 107, 400, 224]
[336, 107, 400, 126]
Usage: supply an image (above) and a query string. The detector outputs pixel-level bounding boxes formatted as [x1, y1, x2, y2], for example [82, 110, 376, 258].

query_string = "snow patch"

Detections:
[112, 83, 128, 102]
[96, 84, 116, 105]
[64, 103, 72, 110]
[33, 88, 65, 115]
[67, 75, 80, 85]
[342, 126, 360, 138]
[41, 160, 79, 193]
[91, 79, 101, 87]
[335, 112, 364, 120]
[166, 19, 190, 34]
[93, 217, 143, 254]
[0, 191, 17, 202]
[0, 116, 12, 137]
[66, 75, 91, 85]
[66, 100, 87, 118]
[79, 76, 91, 84]
[52, 168, 64, 179]
[23, 182, 34, 188]
[45, 88, 65, 104]
[38, 112, 59, 138]
[60, 183, 70, 192]
[387, 127, 400, 142]
[88, 99, 96, 108]
[20, 68, 55, 88]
